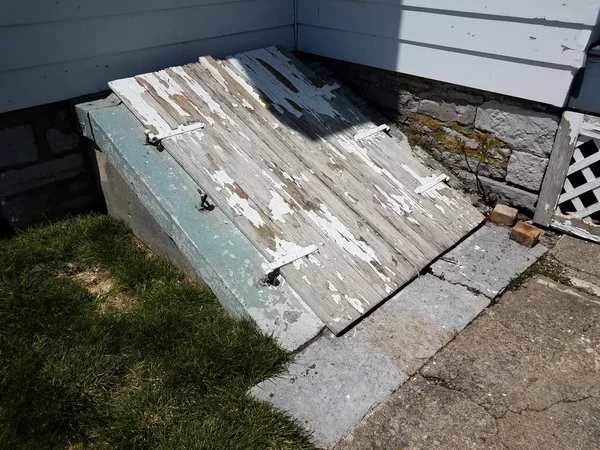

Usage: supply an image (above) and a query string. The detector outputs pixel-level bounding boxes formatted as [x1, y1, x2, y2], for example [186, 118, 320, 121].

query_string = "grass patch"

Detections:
[0, 215, 315, 449]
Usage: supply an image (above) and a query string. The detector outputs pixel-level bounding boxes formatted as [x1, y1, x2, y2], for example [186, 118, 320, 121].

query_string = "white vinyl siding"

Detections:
[297, 0, 600, 106]
[0, 0, 294, 112]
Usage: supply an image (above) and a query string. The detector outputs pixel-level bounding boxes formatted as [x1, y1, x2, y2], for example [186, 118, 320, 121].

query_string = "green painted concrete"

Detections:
[85, 103, 323, 350]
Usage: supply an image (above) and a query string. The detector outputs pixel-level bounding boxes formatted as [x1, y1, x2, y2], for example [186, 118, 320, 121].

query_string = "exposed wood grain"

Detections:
[182, 61, 419, 283]
[211, 55, 438, 267]
[535, 112, 583, 226]
[550, 218, 600, 244]
[250, 47, 481, 240]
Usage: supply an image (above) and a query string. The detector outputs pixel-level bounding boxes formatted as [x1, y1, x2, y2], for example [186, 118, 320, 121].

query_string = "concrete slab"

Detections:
[254, 330, 409, 447]
[75, 93, 121, 140]
[431, 223, 547, 298]
[551, 235, 600, 279]
[85, 102, 324, 351]
[336, 275, 600, 449]
[252, 274, 489, 446]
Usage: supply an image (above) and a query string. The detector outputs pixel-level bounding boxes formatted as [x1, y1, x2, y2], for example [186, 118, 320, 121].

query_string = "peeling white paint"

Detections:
[199, 57, 229, 89]
[232, 48, 344, 120]
[346, 296, 365, 313]
[227, 194, 265, 228]
[268, 190, 293, 223]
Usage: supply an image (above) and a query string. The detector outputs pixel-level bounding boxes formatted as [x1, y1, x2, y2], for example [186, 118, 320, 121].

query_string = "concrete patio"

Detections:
[334, 235, 600, 449]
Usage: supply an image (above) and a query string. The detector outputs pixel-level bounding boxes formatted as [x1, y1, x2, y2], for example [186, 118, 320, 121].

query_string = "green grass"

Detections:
[0, 215, 315, 450]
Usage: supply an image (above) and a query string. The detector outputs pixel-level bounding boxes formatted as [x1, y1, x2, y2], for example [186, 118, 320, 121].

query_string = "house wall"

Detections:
[297, 0, 600, 107]
[0, 0, 295, 113]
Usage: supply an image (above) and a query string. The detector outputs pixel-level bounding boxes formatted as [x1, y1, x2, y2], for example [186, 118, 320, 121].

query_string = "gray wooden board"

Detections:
[109, 46, 484, 333]
[535, 112, 583, 226]
[226, 47, 480, 252]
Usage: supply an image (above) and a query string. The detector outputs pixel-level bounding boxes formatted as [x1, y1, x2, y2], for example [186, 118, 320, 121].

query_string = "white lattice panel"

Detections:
[557, 135, 600, 221]
[535, 112, 600, 242]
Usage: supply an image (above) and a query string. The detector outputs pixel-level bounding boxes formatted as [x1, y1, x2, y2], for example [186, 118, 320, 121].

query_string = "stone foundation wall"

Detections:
[0, 101, 100, 231]
[302, 54, 562, 212]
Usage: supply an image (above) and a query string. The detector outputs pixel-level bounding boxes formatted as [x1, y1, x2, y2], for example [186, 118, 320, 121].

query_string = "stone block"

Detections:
[46, 128, 80, 153]
[418, 99, 476, 125]
[458, 171, 538, 212]
[489, 204, 518, 226]
[475, 101, 559, 157]
[0, 154, 84, 197]
[431, 224, 547, 298]
[488, 147, 511, 161]
[505, 151, 548, 191]
[442, 126, 479, 150]
[510, 221, 542, 247]
[0, 125, 38, 169]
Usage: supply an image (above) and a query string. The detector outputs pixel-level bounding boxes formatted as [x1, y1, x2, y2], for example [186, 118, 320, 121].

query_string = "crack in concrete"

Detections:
[417, 371, 512, 449]
[500, 395, 599, 417]
[429, 270, 494, 300]
[419, 370, 600, 449]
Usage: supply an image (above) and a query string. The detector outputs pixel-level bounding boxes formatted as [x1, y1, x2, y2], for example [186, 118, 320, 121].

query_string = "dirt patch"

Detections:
[71, 267, 136, 314]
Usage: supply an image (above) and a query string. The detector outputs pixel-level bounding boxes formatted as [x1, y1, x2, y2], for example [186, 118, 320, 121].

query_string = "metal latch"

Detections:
[145, 122, 206, 145]
[261, 244, 319, 286]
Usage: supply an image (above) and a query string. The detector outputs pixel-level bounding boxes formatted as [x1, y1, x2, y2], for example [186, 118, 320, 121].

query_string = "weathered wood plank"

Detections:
[167, 131, 378, 332]
[110, 46, 484, 333]
[535, 112, 583, 226]
[179, 61, 419, 284]
[205, 56, 437, 267]
[131, 66, 400, 331]
[228, 47, 481, 246]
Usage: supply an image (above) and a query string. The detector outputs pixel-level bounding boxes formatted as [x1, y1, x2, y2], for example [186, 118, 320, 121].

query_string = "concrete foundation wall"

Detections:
[303, 55, 563, 212]
[0, 101, 99, 231]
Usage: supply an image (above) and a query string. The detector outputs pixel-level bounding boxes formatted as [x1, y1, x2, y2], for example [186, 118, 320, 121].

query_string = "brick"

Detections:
[0, 125, 38, 168]
[510, 222, 541, 247]
[489, 204, 518, 226]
